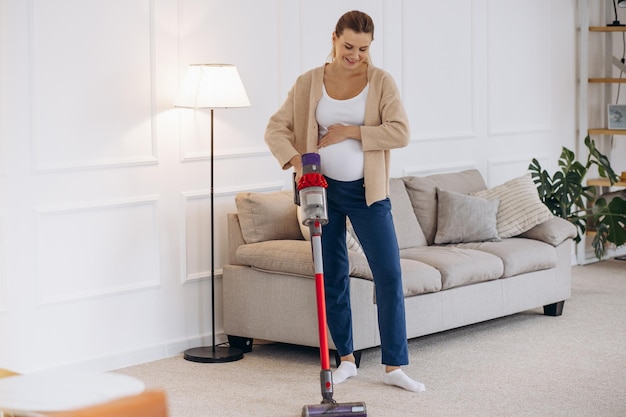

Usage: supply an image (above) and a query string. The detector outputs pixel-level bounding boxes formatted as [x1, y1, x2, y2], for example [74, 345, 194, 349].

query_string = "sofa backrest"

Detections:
[402, 169, 487, 245]
[230, 169, 489, 252]
[388, 178, 428, 249]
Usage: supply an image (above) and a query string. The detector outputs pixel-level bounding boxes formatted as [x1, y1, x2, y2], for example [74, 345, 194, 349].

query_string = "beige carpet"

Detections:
[115, 259, 626, 417]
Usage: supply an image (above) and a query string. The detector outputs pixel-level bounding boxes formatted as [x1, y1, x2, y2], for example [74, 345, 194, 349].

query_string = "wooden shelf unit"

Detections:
[577, 1, 626, 263]
[586, 178, 626, 187]
[588, 128, 626, 135]
[589, 26, 626, 32]
[589, 77, 626, 83]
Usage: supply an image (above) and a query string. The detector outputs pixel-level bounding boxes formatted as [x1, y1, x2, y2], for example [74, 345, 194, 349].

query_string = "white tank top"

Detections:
[316, 83, 369, 181]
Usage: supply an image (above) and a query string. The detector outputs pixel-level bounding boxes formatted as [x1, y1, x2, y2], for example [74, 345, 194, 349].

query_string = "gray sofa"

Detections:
[223, 169, 577, 357]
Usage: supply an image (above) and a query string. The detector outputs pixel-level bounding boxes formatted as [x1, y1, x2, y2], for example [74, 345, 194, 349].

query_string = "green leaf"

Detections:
[593, 197, 626, 248]
[592, 224, 609, 259]
[585, 136, 620, 184]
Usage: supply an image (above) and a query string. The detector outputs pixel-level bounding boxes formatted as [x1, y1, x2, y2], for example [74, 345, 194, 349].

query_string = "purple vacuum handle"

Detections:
[302, 153, 321, 174]
[302, 153, 320, 167]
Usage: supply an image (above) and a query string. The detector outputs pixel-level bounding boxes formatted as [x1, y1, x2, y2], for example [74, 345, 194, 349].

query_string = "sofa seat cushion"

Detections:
[399, 258, 442, 297]
[236, 240, 369, 279]
[450, 238, 557, 278]
[400, 246, 503, 290]
[351, 251, 442, 298]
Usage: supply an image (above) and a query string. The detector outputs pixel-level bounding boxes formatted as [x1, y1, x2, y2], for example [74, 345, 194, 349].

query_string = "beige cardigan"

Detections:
[265, 64, 410, 206]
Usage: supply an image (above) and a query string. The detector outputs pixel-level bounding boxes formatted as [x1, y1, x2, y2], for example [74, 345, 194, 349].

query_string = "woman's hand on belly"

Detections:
[318, 124, 361, 148]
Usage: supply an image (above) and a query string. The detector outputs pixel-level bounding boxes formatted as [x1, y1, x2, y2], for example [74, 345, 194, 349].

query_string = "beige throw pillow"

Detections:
[235, 191, 303, 244]
[472, 174, 553, 238]
[434, 188, 500, 244]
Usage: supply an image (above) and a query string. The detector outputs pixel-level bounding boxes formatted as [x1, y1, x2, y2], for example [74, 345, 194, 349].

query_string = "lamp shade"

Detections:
[174, 64, 250, 109]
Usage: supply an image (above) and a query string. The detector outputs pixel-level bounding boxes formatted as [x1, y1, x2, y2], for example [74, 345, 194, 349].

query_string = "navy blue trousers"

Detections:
[322, 177, 409, 366]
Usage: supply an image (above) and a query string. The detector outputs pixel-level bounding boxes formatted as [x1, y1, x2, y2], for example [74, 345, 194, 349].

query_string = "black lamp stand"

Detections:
[608, 0, 625, 26]
[184, 108, 244, 363]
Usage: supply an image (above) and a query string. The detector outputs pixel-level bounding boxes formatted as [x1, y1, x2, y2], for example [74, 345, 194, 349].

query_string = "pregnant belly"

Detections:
[318, 139, 364, 181]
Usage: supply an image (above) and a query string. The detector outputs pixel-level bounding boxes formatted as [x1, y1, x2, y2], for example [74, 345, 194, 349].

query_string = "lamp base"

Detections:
[183, 346, 244, 363]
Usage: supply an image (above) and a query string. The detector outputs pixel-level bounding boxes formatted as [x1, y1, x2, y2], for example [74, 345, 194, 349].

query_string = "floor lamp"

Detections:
[175, 64, 251, 363]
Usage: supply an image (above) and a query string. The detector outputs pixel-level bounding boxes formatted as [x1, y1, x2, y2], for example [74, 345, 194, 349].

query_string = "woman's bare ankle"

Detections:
[341, 354, 356, 364]
[385, 365, 400, 373]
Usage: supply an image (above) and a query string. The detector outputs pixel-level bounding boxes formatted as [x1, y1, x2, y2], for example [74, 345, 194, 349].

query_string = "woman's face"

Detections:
[332, 29, 372, 69]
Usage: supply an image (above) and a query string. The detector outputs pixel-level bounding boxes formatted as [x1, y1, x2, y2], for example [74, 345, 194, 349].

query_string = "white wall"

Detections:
[0, 0, 577, 373]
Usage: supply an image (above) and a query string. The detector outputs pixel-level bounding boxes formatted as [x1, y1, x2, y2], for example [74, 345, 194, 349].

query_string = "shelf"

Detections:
[588, 128, 626, 135]
[587, 178, 626, 187]
[589, 78, 626, 83]
[589, 25, 626, 32]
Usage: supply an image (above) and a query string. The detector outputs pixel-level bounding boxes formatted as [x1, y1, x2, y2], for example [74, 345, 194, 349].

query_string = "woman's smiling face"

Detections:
[332, 29, 372, 69]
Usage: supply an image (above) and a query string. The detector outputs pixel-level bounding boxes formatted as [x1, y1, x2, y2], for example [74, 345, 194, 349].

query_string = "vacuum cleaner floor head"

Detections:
[302, 401, 367, 416]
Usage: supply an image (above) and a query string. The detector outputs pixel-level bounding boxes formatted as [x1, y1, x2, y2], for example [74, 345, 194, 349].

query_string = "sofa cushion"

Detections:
[389, 178, 427, 249]
[434, 188, 500, 244]
[235, 191, 303, 244]
[236, 240, 367, 279]
[399, 259, 442, 297]
[471, 174, 553, 238]
[400, 246, 503, 290]
[403, 169, 488, 245]
[450, 238, 557, 278]
[518, 216, 577, 246]
[331, 252, 442, 298]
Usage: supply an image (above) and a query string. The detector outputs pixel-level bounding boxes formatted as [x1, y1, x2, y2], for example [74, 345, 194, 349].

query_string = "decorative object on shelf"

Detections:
[607, 104, 626, 129]
[175, 64, 250, 363]
[608, 0, 626, 26]
[529, 136, 626, 259]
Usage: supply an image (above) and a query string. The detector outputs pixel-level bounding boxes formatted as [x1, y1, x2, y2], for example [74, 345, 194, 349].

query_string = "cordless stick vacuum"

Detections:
[296, 153, 367, 417]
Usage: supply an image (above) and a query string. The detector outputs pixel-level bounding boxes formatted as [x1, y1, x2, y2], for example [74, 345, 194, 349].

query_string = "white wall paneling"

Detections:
[0, 214, 7, 313]
[180, 182, 283, 283]
[483, 155, 550, 187]
[177, 108, 269, 163]
[403, 0, 475, 142]
[0, 0, 5, 179]
[176, 0, 270, 159]
[29, 0, 158, 172]
[403, 161, 478, 178]
[35, 196, 161, 305]
[487, 0, 552, 136]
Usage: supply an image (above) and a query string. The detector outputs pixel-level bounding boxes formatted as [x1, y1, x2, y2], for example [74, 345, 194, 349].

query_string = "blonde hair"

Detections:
[326, 10, 374, 64]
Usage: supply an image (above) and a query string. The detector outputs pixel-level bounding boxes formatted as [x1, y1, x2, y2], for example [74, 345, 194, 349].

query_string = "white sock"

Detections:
[333, 361, 357, 384]
[383, 369, 426, 393]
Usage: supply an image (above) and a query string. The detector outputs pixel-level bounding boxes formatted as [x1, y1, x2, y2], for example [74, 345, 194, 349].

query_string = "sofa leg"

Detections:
[332, 350, 362, 368]
[227, 335, 253, 353]
[543, 301, 565, 316]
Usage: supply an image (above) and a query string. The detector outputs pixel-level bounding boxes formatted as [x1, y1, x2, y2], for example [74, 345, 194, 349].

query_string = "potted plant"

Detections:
[528, 136, 626, 259]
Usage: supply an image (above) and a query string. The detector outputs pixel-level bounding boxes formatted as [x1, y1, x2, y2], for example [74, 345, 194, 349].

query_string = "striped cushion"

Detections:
[472, 174, 553, 238]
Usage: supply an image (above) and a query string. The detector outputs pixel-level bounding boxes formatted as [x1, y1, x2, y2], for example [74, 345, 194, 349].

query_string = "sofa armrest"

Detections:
[227, 213, 246, 265]
[518, 216, 577, 246]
